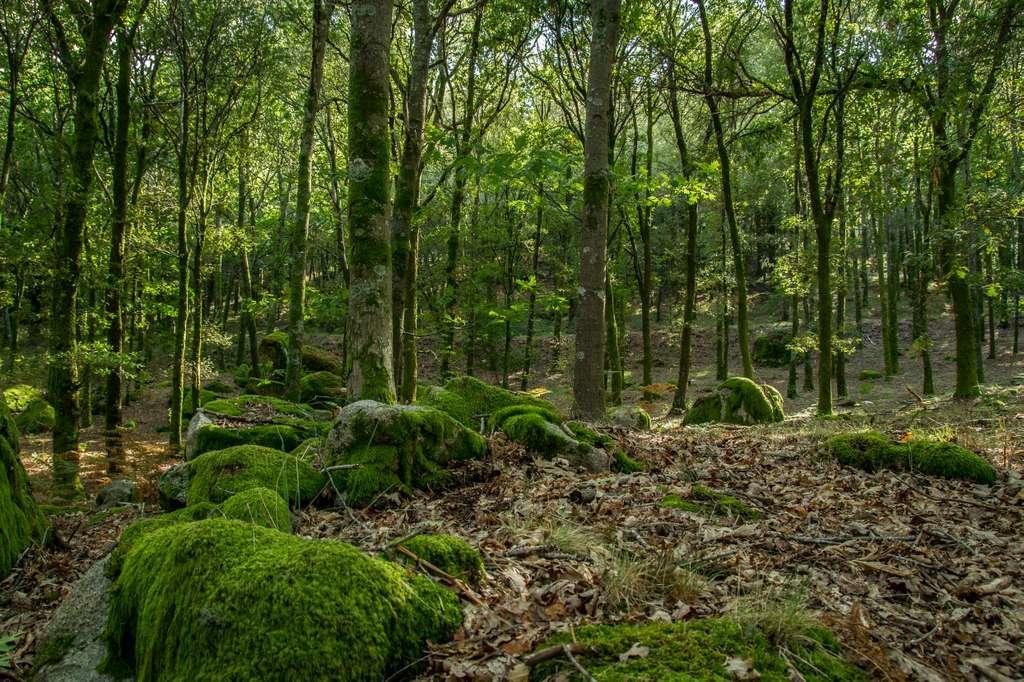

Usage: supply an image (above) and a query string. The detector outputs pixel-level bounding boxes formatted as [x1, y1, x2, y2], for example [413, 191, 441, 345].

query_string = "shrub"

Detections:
[103, 519, 462, 681]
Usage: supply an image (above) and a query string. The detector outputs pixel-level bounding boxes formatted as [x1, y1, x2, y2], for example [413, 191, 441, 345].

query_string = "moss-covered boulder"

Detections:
[532, 618, 866, 681]
[753, 328, 791, 367]
[608, 405, 652, 430]
[259, 331, 344, 376]
[824, 430, 997, 484]
[178, 387, 219, 419]
[156, 463, 190, 511]
[204, 394, 330, 436]
[243, 377, 286, 397]
[1, 395, 48, 578]
[104, 519, 462, 681]
[108, 503, 221, 576]
[324, 401, 486, 506]
[684, 377, 785, 426]
[396, 534, 485, 585]
[417, 376, 556, 431]
[187, 445, 325, 506]
[192, 423, 304, 459]
[16, 396, 56, 433]
[496, 407, 610, 472]
[221, 487, 291, 532]
[300, 371, 346, 407]
[291, 436, 325, 463]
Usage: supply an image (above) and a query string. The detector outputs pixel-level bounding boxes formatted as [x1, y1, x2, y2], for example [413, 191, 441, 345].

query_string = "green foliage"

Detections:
[662, 485, 761, 520]
[397, 534, 485, 585]
[753, 329, 791, 367]
[0, 631, 20, 671]
[103, 519, 463, 681]
[2, 385, 42, 412]
[824, 431, 996, 484]
[532, 618, 866, 681]
[858, 369, 883, 381]
[684, 378, 784, 426]
[0, 395, 48, 578]
[193, 424, 304, 458]
[417, 376, 556, 431]
[187, 445, 325, 506]
[221, 487, 291, 532]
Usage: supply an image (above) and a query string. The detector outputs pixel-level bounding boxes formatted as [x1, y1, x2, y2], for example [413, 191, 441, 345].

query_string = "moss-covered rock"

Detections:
[489, 403, 562, 431]
[396, 534, 485, 585]
[243, 378, 286, 397]
[662, 485, 761, 520]
[156, 463, 189, 511]
[532, 618, 866, 681]
[417, 376, 557, 431]
[221, 487, 291, 532]
[192, 423, 304, 459]
[16, 396, 56, 434]
[684, 377, 784, 426]
[565, 420, 615, 449]
[290, 436, 325, 463]
[824, 430, 997, 484]
[753, 329, 791, 367]
[608, 405, 652, 430]
[858, 369, 883, 381]
[324, 401, 486, 506]
[179, 387, 218, 419]
[1, 394, 49, 578]
[300, 345, 344, 376]
[104, 519, 463, 681]
[300, 371, 346, 407]
[2, 384, 43, 412]
[259, 331, 344, 377]
[108, 503, 220, 577]
[611, 449, 644, 473]
[500, 412, 610, 471]
[203, 394, 329, 436]
[187, 445, 325, 506]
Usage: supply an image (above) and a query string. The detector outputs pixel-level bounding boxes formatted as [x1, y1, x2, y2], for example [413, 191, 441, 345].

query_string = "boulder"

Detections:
[16, 395, 55, 433]
[191, 423, 304, 460]
[221, 486, 291, 532]
[324, 400, 486, 506]
[183, 410, 214, 461]
[824, 430, 996, 484]
[607, 405, 652, 430]
[684, 377, 785, 426]
[187, 445, 325, 506]
[259, 331, 344, 376]
[416, 375, 556, 431]
[95, 480, 138, 509]
[104, 519, 462, 680]
[299, 371, 346, 407]
[1, 394, 48, 578]
[395, 534, 485, 585]
[156, 463, 189, 511]
[492, 405, 610, 472]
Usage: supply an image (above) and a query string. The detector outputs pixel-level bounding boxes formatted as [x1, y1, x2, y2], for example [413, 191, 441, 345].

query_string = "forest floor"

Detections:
[2, 301, 1024, 680]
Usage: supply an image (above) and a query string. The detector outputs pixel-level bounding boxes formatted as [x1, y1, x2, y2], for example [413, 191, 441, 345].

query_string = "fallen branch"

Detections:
[502, 544, 591, 562]
[905, 385, 925, 406]
[524, 642, 589, 667]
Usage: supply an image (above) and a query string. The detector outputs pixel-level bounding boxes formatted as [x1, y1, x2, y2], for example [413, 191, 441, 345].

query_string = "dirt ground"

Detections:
[2, 298, 1023, 680]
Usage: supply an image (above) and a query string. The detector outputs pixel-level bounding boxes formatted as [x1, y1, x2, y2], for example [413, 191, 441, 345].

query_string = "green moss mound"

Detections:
[244, 378, 286, 397]
[187, 445, 325, 506]
[824, 431, 997, 484]
[300, 371, 346, 407]
[417, 376, 556, 431]
[203, 394, 330, 438]
[300, 345, 344, 376]
[1, 395, 49, 578]
[532, 618, 866, 681]
[259, 331, 344, 376]
[221, 486, 291, 532]
[16, 396, 55, 434]
[193, 423, 304, 458]
[612, 449, 644, 473]
[104, 519, 462, 681]
[203, 379, 234, 394]
[566, 421, 615, 449]
[662, 485, 761, 520]
[290, 436, 325, 462]
[2, 384, 43, 412]
[684, 377, 784, 426]
[489, 403, 562, 431]
[753, 329, 791, 367]
[179, 388, 218, 418]
[858, 369, 883, 381]
[107, 503, 220, 576]
[502, 412, 579, 454]
[397, 534, 485, 585]
[325, 401, 486, 506]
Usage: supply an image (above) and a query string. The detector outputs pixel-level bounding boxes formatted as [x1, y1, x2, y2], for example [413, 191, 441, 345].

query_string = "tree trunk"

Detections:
[346, 0, 396, 403]
[573, 0, 621, 419]
[521, 197, 543, 391]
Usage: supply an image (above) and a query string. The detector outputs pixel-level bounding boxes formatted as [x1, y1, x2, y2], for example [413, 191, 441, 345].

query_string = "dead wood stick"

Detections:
[562, 644, 596, 681]
[502, 545, 591, 562]
[524, 642, 589, 667]
[778, 532, 915, 546]
[394, 544, 486, 607]
[905, 385, 926, 405]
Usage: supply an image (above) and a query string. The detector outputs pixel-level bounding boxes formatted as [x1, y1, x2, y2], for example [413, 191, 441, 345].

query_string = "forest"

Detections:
[1, 0, 1023, 679]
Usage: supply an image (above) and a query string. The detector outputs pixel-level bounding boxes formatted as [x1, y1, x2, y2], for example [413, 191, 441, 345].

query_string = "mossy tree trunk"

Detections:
[573, 0, 621, 420]
[346, 0, 396, 403]
[46, 0, 128, 496]
[286, 0, 336, 401]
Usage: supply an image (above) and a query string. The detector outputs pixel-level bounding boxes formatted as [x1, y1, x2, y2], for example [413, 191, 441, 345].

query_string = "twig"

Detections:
[524, 642, 588, 667]
[905, 385, 925, 406]
[394, 544, 486, 606]
[322, 463, 363, 472]
[562, 643, 596, 682]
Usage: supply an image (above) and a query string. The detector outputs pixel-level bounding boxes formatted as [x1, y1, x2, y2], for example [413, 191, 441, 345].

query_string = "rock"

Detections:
[608, 405, 652, 430]
[324, 400, 486, 506]
[34, 556, 118, 682]
[187, 445, 325, 506]
[300, 371, 346, 407]
[95, 480, 138, 509]
[494, 406, 610, 472]
[416, 375, 557, 431]
[221, 487, 292, 532]
[191, 423, 304, 459]
[15, 395, 56, 433]
[157, 463, 190, 511]
[259, 331, 344, 376]
[1, 393, 49, 578]
[684, 377, 785, 426]
[184, 410, 214, 461]
[104, 519, 462, 680]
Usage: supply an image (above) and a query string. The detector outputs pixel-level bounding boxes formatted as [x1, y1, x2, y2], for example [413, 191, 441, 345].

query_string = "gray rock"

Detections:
[95, 479, 137, 509]
[608, 405, 652, 431]
[184, 409, 213, 461]
[35, 556, 125, 682]
[157, 463, 190, 510]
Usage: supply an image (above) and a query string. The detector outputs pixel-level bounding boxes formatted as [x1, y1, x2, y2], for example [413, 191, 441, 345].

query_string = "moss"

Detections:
[489, 403, 562, 431]
[2, 384, 43, 412]
[824, 431, 997, 484]
[532, 618, 866, 681]
[193, 424, 304, 458]
[326, 402, 486, 506]
[753, 330, 791, 367]
[244, 378, 286, 397]
[858, 369, 883, 381]
[290, 436, 325, 462]
[608, 405, 653, 430]
[502, 412, 581, 455]
[179, 388, 218, 418]
[103, 519, 463, 681]
[300, 371, 346, 407]
[187, 445, 325, 506]
[221, 486, 292, 532]
[684, 377, 784, 426]
[567, 420, 615, 448]
[259, 331, 344, 376]
[662, 486, 760, 520]
[258, 331, 289, 369]
[203, 394, 331, 439]
[417, 376, 556, 431]
[612, 449, 644, 473]
[300, 346, 344, 376]
[16, 396, 55, 433]
[233, 364, 252, 387]
[107, 503, 220, 577]
[1, 394, 49, 578]
[203, 379, 234, 394]
[397, 534, 485, 585]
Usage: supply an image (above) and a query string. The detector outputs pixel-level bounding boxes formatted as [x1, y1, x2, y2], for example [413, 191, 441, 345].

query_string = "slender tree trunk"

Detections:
[605, 273, 622, 406]
[835, 193, 847, 398]
[170, 77, 190, 449]
[189, 209, 207, 414]
[521, 197, 543, 391]
[346, 0, 396, 402]
[572, 0, 621, 419]
[286, 0, 335, 400]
